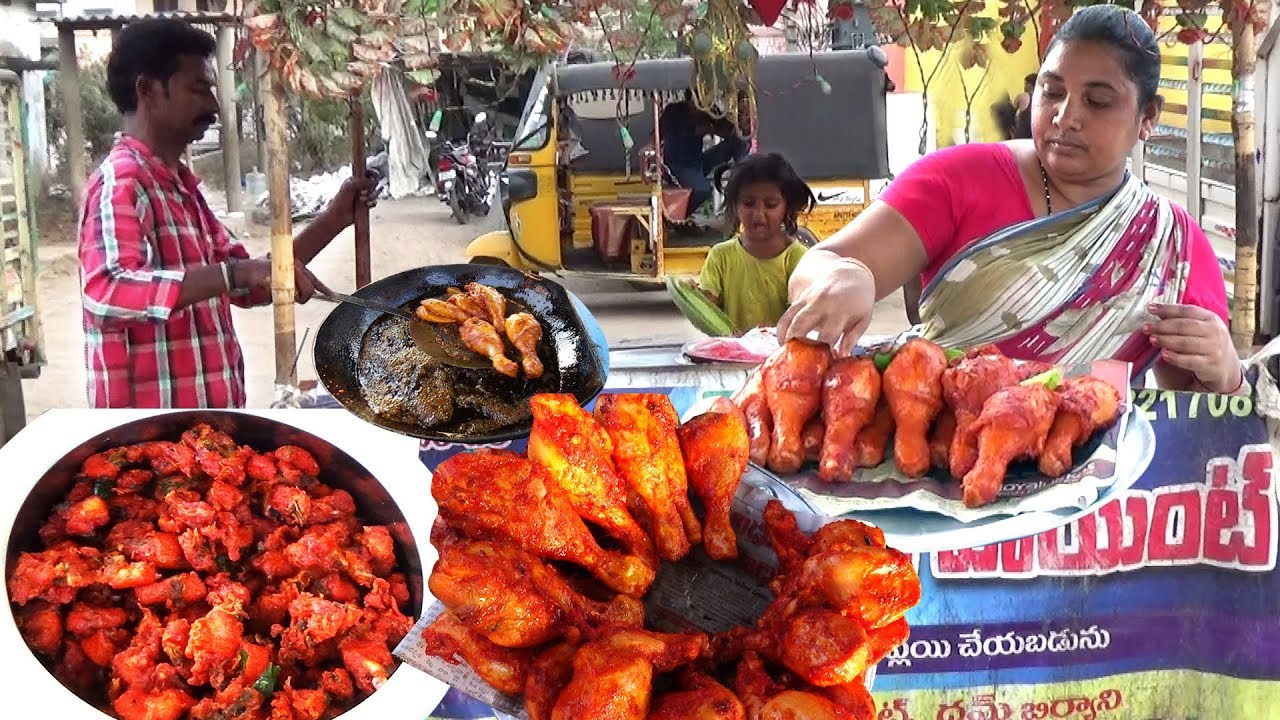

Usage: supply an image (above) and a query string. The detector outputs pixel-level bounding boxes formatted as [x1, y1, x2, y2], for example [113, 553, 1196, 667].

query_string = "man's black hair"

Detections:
[106, 18, 217, 114]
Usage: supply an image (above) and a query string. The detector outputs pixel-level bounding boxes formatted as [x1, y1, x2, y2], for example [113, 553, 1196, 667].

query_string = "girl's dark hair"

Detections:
[1046, 5, 1162, 108]
[716, 153, 816, 235]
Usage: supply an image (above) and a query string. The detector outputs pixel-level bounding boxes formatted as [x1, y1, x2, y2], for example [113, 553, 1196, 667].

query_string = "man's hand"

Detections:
[231, 258, 331, 304]
[320, 173, 379, 230]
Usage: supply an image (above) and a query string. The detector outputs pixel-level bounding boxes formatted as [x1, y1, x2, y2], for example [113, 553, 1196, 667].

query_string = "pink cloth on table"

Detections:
[878, 142, 1229, 325]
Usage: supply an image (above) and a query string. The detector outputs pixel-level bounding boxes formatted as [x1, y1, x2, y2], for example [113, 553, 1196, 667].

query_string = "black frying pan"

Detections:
[313, 264, 607, 444]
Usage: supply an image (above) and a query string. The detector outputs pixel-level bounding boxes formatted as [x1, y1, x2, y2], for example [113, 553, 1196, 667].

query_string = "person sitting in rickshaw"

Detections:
[660, 91, 748, 213]
[699, 153, 814, 333]
[779, 6, 1244, 395]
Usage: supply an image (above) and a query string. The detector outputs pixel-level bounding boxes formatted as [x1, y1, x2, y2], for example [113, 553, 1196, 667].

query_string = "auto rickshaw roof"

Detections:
[550, 49, 888, 96]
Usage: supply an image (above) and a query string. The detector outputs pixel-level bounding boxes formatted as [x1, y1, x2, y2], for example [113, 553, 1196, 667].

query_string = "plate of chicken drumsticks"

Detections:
[700, 337, 1156, 552]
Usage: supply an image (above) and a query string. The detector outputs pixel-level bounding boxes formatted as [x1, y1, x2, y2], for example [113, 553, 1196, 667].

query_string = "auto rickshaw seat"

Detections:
[588, 189, 694, 263]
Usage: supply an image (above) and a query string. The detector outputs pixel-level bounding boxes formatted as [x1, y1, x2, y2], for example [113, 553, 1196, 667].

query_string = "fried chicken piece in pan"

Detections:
[460, 317, 520, 378]
[417, 298, 473, 324]
[505, 312, 545, 379]
[1039, 376, 1123, 478]
[882, 339, 948, 477]
[465, 281, 508, 327]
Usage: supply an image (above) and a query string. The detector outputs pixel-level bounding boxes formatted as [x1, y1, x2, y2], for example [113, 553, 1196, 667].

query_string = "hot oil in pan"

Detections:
[356, 313, 558, 435]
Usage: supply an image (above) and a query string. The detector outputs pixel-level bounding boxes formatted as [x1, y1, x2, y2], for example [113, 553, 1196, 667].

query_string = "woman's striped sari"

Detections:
[918, 172, 1191, 376]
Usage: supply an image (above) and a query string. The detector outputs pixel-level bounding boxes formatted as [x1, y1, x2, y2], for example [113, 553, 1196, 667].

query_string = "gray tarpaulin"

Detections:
[371, 68, 429, 199]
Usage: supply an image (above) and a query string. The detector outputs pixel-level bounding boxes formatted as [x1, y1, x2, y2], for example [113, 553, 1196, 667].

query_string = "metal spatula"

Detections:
[313, 289, 492, 370]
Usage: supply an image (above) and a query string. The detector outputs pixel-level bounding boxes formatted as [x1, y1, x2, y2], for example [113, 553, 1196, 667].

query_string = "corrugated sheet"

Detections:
[52, 11, 235, 30]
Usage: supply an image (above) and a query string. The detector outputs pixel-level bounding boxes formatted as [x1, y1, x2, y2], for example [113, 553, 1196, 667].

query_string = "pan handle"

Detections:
[315, 289, 419, 322]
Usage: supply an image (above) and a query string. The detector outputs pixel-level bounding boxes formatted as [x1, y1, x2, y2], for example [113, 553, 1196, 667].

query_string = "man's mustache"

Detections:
[196, 114, 218, 126]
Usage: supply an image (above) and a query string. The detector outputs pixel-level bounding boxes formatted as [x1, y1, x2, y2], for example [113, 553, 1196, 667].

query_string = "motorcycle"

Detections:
[427, 112, 493, 225]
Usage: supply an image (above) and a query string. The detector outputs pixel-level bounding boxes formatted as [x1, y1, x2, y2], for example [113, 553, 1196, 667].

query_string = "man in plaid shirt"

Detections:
[79, 19, 374, 408]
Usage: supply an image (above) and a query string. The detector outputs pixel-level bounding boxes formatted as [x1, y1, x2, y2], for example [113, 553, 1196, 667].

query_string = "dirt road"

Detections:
[20, 196, 909, 419]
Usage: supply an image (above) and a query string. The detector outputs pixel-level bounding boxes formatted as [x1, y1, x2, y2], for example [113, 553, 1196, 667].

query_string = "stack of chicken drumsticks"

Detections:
[735, 338, 1124, 508]
[422, 393, 923, 720]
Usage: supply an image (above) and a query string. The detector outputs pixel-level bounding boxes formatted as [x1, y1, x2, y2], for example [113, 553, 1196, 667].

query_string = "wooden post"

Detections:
[57, 27, 87, 208]
[350, 96, 371, 288]
[254, 50, 269, 178]
[264, 71, 297, 387]
[1230, 14, 1260, 351]
[216, 24, 243, 213]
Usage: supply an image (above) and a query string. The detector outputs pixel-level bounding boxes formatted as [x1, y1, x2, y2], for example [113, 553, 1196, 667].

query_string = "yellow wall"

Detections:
[900, 18, 1041, 146]
[896, 3, 1231, 146]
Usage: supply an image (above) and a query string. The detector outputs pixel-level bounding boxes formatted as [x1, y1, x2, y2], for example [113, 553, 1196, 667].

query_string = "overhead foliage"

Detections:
[244, 0, 692, 100]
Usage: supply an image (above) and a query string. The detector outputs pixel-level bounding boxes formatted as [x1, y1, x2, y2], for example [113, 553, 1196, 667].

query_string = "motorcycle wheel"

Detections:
[448, 186, 466, 224]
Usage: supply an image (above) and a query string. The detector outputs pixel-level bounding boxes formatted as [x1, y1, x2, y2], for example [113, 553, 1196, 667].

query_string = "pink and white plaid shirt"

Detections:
[78, 135, 251, 408]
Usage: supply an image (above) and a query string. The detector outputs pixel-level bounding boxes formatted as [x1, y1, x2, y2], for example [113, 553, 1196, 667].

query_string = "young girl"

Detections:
[698, 152, 815, 334]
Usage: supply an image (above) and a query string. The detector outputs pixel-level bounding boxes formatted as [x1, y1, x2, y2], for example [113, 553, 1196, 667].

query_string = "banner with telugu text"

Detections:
[415, 375, 1275, 720]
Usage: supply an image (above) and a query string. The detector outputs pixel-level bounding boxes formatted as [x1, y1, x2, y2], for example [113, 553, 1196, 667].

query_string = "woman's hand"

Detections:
[1146, 303, 1243, 393]
[777, 255, 877, 356]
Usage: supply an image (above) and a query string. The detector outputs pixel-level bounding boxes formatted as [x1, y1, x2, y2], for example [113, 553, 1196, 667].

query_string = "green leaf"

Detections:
[92, 478, 114, 497]
[1021, 368, 1063, 390]
[333, 7, 365, 29]
[406, 69, 440, 85]
[296, 33, 330, 64]
[252, 664, 281, 698]
[326, 22, 359, 44]
[235, 649, 249, 673]
[694, 1, 709, 19]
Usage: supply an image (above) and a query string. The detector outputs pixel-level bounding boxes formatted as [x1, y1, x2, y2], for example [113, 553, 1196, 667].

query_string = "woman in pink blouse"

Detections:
[779, 5, 1243, 395]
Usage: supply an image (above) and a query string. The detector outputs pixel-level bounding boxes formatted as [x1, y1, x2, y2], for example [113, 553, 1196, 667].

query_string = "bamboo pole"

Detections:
[1231, 14, 1260, 352]
[351, 97, 371, 288]
[264, 71, 298, 387]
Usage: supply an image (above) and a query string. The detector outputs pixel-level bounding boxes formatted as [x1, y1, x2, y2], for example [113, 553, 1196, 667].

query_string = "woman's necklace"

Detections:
[1038, 159, 1053, 215]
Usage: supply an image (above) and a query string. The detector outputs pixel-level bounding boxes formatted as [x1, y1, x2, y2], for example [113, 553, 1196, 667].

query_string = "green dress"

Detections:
[698, 238, 807, 333]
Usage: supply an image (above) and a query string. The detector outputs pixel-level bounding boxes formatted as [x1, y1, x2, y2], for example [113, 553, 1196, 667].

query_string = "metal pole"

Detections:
[57, 27, 87, 208]
[1186, 40, 1204, 224]
[216, 24, 243, 213]
[351, 97, 371, 288]
[264, 71, 297, 387]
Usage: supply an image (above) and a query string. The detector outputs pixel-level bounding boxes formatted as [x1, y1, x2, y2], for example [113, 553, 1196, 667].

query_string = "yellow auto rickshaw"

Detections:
[466, 50, 892, 285]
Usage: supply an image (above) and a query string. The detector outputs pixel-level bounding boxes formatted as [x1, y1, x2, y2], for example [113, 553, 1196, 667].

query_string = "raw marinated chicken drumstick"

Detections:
[803, 417, 824, 463]
[942, 350, 1023, 478]
[429, 539, 644, 648]
[465, 281, 508, 327]
[529, 394, 656, 564]
[420, 612, 533, 695]
[417, 298, 473, 324]
[1039, 376, 1123, 478]
[431, 449, 656, 597]
[734, 369, 773, 466]
[762, 339, 832, 473]
[678, 408, 750, 560]
[854, 400, 894, 468]
[460, 317, 520, 377]
[550, 627, 709, 720]
[594, 394, 701, 562]
[819, 358, 882, 482]
[882, 339, 948, 477]
[962, 384, 1061, 507]
[505, 312, 545, 379]
[930, 408, 956, 472]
